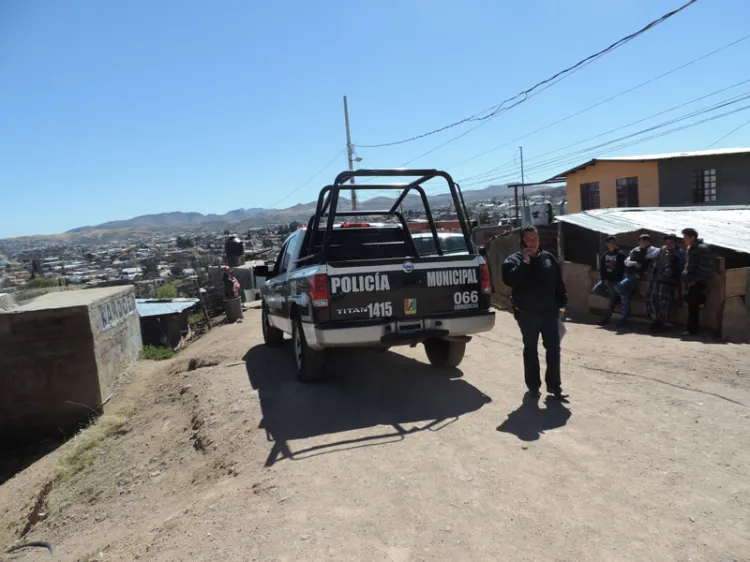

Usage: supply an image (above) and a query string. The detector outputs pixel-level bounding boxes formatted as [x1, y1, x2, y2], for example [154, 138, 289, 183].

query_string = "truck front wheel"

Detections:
[293, 317, 327, 382]
[424, 338, 466, 369]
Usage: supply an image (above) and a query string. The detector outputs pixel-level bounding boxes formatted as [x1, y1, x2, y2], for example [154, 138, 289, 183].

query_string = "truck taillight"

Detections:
[310, 274, 329, 307]
[341, 222, 370, 228]
[479, 264, 491, 295]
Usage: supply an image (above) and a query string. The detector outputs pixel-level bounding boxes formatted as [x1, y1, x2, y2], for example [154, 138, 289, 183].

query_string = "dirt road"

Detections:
[2, 308, 749, 561]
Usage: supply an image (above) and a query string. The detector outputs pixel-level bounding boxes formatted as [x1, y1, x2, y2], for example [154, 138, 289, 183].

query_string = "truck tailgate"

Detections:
[325, 258, 489, 321]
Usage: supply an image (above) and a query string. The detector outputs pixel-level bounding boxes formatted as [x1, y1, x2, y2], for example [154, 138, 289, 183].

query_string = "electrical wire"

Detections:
[458, 99, 750, 188]
[705, 117, 750, 149]
[355, 0, 700, 149]
[445, 34, 750, 170]
[267, 149, 346, 209]
[456, 82, 750, 185]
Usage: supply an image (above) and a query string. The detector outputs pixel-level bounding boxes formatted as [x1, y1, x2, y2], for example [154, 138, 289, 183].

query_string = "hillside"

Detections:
[65, 184, 519, 234]
[4, 182, 564, 242]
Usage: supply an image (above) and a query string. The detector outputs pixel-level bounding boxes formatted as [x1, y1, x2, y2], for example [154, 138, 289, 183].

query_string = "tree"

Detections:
[176, 236, 194, 249]
[26, 277, 59, 289]
[156, 283, 178, 299]
[142, 257, 159, 279]
[478, 211, 491, 225]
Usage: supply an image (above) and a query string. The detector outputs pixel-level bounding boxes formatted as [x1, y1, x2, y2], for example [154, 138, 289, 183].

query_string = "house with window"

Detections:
[547, 148, 750, 213]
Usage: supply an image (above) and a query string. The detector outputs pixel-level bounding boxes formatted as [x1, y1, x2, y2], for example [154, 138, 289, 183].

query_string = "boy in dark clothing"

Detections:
[592, 236, 625, 320]
[646, 234, 684, 332]
[681, 228, 714, 337]
[502, 226, 568, 401]
[605, 233, 660, 327]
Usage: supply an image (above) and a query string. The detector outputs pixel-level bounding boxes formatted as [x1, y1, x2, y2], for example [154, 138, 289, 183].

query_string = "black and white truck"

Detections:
[260, 169, 496, 381]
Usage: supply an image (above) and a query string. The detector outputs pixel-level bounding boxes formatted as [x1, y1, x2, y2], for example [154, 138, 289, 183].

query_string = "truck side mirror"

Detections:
[254, 265, 269, 277]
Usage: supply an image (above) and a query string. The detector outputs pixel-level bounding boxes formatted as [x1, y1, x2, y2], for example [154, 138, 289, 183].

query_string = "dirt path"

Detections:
[2, 309, 749, 561]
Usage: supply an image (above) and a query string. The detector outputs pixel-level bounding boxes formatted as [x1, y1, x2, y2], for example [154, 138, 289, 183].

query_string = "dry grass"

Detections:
[55, 415, 130, 480]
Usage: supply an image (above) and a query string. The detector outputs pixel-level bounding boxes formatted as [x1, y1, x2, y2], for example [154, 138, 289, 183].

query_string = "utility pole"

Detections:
[343, 95, 357, 211]
[519, 146, 526, 227]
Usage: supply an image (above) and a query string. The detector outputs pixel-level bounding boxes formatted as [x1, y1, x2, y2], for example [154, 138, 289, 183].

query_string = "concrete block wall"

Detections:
[88, 288, 142, 400]
[0, 286, 142, 445]
[0, 306, 100, 444]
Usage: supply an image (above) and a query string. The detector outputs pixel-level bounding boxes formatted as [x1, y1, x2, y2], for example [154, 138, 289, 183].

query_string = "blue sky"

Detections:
[1, 0, 749, 238]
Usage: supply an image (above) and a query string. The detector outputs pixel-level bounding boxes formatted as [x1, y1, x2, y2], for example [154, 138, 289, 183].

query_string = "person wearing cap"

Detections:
[502, 226, 569, 401]
[646, 234, 684, 333]
[606, 233, 660, 328]
[681, 228, 714, 337]
[592, 236, 626, 320]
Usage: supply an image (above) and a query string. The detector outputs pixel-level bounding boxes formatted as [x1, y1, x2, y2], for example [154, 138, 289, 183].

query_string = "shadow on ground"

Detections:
[497, 396, 571, 442]
[242, 345, 492, 466]
[0, 438, 65, 486]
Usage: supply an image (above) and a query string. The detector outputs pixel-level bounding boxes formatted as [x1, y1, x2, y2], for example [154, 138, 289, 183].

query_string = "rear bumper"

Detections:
[303, 311, 495, 350]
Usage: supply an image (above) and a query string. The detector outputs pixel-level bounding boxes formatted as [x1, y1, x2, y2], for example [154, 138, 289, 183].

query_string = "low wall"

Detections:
[89, 287, 142, 400]
[0, 286, 142, 444]
[0, 306, 100, 444]
[722, 267, 750, 343]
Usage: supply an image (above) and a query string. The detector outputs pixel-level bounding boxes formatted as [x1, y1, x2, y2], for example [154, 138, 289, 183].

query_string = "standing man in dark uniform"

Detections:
[502, 226, 568, 401]
[681, 228, 714, 337]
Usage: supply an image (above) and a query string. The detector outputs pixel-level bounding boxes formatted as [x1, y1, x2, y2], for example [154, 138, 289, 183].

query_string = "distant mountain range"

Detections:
[64, 182, 563, 235]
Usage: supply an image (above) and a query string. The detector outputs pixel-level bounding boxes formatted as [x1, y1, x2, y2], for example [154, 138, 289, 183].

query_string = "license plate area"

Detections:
[397, 319, 424, 334]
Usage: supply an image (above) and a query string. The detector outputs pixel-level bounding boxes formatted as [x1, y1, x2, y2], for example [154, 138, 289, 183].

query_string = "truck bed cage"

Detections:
[306, 169, 474, 262]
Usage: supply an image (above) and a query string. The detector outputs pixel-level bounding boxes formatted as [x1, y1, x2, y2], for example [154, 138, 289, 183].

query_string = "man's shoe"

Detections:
[524, 389, 541, 401]
[547, 388, 569, 401]
[649, 321, 665, 333]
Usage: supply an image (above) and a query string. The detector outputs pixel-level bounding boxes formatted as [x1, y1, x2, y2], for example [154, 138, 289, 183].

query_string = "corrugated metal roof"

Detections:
[556, 206, 750, 254]
[546, 147, 750, 181]
[136, 298, 200, 318]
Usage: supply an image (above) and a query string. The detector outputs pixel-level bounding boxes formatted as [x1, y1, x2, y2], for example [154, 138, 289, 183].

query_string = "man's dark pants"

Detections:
[515, 309, 561, 393]
[685, 282, 707, 335]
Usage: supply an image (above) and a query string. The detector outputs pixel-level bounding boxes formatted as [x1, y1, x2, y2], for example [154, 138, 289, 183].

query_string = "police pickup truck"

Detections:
[260, 169, 496, 381]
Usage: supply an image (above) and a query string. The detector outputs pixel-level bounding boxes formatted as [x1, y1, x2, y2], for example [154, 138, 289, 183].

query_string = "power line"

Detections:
[267, 149, 346, 210]
[456, 81, 750, 185]
[458, 97, 750, 188]
[356, 0, 700, 149]
[445, 34, 750, 170]
[705, 117, 750, 149]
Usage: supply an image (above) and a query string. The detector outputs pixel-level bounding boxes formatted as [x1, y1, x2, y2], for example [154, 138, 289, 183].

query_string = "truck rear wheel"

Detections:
[293, 317, 327, 382]
[424, 339, 466, 369]
[262, 302, 284, 348]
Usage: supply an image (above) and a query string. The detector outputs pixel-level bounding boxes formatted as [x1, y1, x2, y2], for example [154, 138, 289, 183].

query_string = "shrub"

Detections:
[140, 345, 176, 361]
[156, 283, 177, 299]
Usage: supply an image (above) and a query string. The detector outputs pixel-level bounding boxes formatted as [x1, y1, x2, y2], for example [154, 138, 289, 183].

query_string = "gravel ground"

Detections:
[2, 308, 749, 562]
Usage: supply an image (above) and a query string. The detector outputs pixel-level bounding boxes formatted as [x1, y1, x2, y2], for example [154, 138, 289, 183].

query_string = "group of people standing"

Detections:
[593, 228, 714, 336]
[500, 225, 714, 402]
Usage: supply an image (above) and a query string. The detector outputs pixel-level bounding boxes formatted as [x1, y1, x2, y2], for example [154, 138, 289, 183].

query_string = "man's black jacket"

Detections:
[502, 250, 568, 314]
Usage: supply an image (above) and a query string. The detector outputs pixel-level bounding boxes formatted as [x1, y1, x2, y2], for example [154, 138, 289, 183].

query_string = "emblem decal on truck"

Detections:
[330, 273, 391, 294]
[402, 261, 415, 273]
[404, 298, 417, 315]
[426, 269, 478, 287]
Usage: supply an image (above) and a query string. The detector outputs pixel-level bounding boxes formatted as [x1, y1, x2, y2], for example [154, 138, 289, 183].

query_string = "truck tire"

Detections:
[424, 338, 466, 369]
[262, 302, 284, 348]
[292, 317, 327, 382]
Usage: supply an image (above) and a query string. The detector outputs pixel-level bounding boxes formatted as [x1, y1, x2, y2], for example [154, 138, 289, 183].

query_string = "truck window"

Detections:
[272, 241, 288, 278]
[283, 231, 303, 272]
[310, 227, 413, 261]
